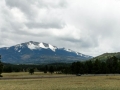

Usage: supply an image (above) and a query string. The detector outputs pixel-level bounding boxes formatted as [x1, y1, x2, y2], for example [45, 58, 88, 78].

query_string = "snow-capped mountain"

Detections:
[0, 41, 92, 64]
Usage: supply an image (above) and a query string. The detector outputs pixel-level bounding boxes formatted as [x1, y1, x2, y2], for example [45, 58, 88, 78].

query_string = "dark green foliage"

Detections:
[0, 61, 3, 75]
[0, 75, 3, 77]
[84, 60, 93, 74]
[106, 56, 119, 73]
[49, 66, 54, 74]
[44, 65, 48, 73]
[93, 59, 101, 74]
[71, 62, 84, 74]
[70, 56, 120, 74]
[62, 67, 71, 74]
[29, 68, 34, 75]
[0, 55, 3, 75]
[3, 66, 12, 72]
[2, 63, 71, 74]
[2, 55, 120, 75]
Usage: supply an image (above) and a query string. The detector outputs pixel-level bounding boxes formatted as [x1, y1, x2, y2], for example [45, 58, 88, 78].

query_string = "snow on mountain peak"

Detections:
[65, 48, 72, 52]
[16, 44, 23, 47]
[6, 47, 10, 50]
[26, 41, 57, 51]
[27, 42, 38, 50]
[14, 44, 23, 51]
[76, 52, 83, 56]
[13, 41, 89, 57]
[39, 43, 47, 49]
[64, 48, 89, 57]
[49, 44, 57, 52]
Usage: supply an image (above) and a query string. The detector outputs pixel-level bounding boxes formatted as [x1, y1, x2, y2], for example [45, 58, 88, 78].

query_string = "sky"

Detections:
[0, 0, 120, 57]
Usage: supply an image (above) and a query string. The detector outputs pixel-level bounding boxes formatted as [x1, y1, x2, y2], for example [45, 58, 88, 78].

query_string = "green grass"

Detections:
[0, 72, 120, 90]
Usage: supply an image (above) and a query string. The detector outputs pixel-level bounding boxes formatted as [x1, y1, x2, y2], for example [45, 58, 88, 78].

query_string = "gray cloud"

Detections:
[5, 0, 35, 18]
[5, 0, 66, 29]
[59, 35, 99, 49]
[26, 21, 65, 29]
[1, 0, 120, 56]
[5, 0, 67, 20]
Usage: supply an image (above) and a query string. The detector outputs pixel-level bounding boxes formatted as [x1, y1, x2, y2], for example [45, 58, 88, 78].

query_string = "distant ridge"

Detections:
[0, 41, 92, 64]
[91, 52, 120, 61]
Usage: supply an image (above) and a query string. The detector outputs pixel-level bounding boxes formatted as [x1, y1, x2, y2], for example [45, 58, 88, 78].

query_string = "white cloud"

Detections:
[0, 0, 120, 56]
[10, 7, 27, 23]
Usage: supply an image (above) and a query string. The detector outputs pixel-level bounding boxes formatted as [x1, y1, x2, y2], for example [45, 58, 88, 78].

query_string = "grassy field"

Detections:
[0, 72, 120, 90]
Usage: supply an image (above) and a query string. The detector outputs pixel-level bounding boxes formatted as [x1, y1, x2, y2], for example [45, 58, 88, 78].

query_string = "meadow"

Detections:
[0, 72, 120, 90]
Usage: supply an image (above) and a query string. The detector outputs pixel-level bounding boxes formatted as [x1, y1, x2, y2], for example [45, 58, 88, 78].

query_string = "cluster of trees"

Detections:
[2, 63, 70, 74]
[71, 56, 120, 74]
[1, 55, 120, 75]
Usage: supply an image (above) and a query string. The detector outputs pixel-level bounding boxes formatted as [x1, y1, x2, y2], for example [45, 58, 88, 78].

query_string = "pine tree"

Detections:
[29, 68, 34, 75]
[49, 66, 54, 74]
[0, 55, 3, 77]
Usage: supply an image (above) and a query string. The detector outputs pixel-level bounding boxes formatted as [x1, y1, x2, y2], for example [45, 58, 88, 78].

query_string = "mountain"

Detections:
[91, 52, 120, 61]
[0, 41, 92, 64]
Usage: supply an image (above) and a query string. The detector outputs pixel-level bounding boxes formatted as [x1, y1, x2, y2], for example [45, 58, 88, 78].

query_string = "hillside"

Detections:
[91, 52, 120, 61]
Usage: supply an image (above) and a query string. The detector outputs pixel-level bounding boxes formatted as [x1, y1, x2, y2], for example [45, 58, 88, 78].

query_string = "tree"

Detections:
[84, 60, 93, 74]
[71, 61, 84, 74]
[3, 66, 12, 73]
[49, 66, 54, 74]
[62, 67, 71, 74]
[44, 65, 48, 73]
[29, 68, 34, 75]
[0, 55, 3, 77]
[0, 62, 3, 76]
[93, 59, 101, 74]
[106, 56, 118, 73]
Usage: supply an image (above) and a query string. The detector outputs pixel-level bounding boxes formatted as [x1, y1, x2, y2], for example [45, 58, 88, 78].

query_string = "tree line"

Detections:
[2, 63, 70, 74]
[71, 56, 120, 74]
[0, 55, 120, 76]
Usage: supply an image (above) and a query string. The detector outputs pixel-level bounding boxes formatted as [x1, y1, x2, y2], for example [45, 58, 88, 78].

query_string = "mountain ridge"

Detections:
[91, 52, 120, 61]
[0, 41, 92, 64]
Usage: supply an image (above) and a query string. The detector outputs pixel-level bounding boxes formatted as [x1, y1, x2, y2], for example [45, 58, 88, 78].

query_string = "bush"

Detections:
[29, 68, 34, 75]
[0, 75, 3, 77]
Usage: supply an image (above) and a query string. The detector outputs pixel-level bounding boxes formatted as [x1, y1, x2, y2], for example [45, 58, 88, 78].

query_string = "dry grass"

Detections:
[0, 73, 120, 90]
[2, 72, 47, 77]
[1, 72, 68, 78]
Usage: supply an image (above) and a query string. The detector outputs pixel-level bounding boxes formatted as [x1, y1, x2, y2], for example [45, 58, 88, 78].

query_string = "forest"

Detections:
[1, 56, 120, 75]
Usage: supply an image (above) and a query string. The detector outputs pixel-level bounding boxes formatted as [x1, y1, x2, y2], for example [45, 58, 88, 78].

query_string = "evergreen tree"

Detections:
[84, 60, 93, 74]
[112, 56, 118, 73]
[106, 56, 118, 73]
[71, 61, 84, 74]
[100, 62, 107, 74]
[29, 68, 34, 75]
[3, 66, 12, 73]
[44, 65, 48, 73]
[93, 59, 101, 74]
[49, 66, 54, 74]
[0, 55, 3, 77]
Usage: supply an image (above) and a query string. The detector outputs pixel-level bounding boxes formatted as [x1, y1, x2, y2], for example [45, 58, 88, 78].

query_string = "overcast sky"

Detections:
[0, 0, 120, 56]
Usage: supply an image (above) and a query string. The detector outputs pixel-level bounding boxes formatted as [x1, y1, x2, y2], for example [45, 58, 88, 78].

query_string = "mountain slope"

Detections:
[91, 52, 120, 61]
[0, 41, 92, 64]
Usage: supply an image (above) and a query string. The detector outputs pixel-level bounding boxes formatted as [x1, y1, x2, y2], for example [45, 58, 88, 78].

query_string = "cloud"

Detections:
[0, 0, 120, 56]
[26, 20, 65, 29]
